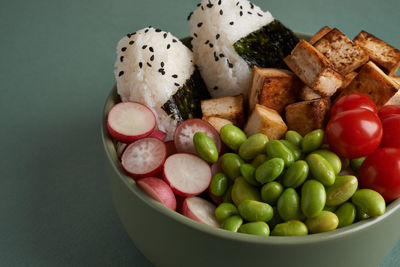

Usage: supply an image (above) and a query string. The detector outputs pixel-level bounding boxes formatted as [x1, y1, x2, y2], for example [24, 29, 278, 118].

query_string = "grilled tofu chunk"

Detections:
[314, 28, 369, 75]
[308, 26, 332, 45]
[385, 77, 400, 105]
[337, 61, 400, 109]
[248, 67, 302, 113]
[244, 104, 287, 140]
[284, 40, 344, 97]
[299, 85, 322, 101]
[354, 31, 400, 75]
[285, 98, 331, 136]
[202, 117, 233, 133]
[201, 95, 244, 126]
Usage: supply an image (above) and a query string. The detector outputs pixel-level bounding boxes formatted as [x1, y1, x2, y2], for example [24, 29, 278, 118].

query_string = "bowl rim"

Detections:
[101, 32, 400, 245]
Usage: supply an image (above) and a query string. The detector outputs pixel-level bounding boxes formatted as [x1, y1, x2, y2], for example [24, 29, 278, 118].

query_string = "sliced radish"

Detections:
[121, 137, 166, 178]
[149, 129, 167, 141]
[163, 153, 212, 196]
[174, 119, 221, 154]
[165, 140, 177, 157]
[182, 197, 219, 227]
[107, 101, 156, 143]
[136, 177, 177, 210]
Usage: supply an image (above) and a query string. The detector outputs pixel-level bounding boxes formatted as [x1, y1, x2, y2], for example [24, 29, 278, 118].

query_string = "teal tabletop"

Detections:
[1, 0, 399, 266]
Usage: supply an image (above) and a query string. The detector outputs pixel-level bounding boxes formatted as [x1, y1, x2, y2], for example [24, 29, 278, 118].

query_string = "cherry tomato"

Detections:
[326, 109, 382, 158]
[380, 114, 400, 149]
[378, 105, 400, 121]
[358, 147, 400, 202]
[330, 93, 377, 119]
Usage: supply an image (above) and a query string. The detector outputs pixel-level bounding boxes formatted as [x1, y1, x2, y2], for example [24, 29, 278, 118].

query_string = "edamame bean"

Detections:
[335, 202, 356, 228]
[323, 205, 337, 212]
[305, 211, 339, 234]
[280, 140, 302, 161]
[301, 129, 324, 153]
[215, 202, 238, 222]
[268, 207, 283, 229]
[251, 154, 269, 168]
[238, 200, 273, 222]
[350, 157, 366, 173]
[223, 184, 233, 203]
[277, 188, 302, 221]
[239, 133, 269, 160]
[210, 173, 228, 196]
[221, 153, 244, 180]
[325, 175, 358, 206]
[193, 132, 219, 163]
[221, 215, 243, 232]
[306, 153, 336, 186]
[282, 160, 309, 188]
[266, 140, 295, 168]
[301, 180, 326, 218]
[240, 163, 259, 186]
[238, 222, 270, 236]
[261, 181, 283, 205]
[220, 124, 247, 151]
[271, 220, 308, 236]
[351, 189, 386, 217]
[255, 158, 285, 184]
[312, 149, 342, 175]
[356, 207, 370, 221]
[231, 177, 261, 206]
[285, 130, 303, 147]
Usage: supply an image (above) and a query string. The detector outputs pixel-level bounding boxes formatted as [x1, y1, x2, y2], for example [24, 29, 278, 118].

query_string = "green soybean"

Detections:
[277, 188, 302, 221]
[261, 181, 283, 205]
[350, 157, 366, 173]
[312, 149, 342, 175]
[231, 177, 261, 206]
[306, 153, 336, 186]
[285, 130, 303, 147]
[215, 203, 238, 222]
[323, 205, 337, 212]
[220, 124, 247, 151]
[268, 207, 283, 229]
[356, 207, 370, 221]
[221, 215, 243, 232]
[251, 154, 269, 168]
[301, 129, 324, 153]
[280, 140, 302, 161]
[301, 179, 326, 218]
[325, 175, 358, 206]
[210, 173, 228, 196]
[240, 163, 259, 186]
[221, 153, 244, 180]
[223, 184, 233, 203]
[238, 200, 273, 222]
[238, 133, 269, 160]
[335, 202, 356, 228]
[271, 220, 308, 236]
[266, 140, 295, 168]
[238, 222, 270, 236]
[255, 158, 285, 184]
[282, 160, 309, 188]
[351, 189, 386, 217]
[306, 210, 339, 234]
[193, 132, 219, 163]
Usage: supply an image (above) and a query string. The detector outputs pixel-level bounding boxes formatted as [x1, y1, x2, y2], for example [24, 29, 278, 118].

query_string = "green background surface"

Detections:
[1, 0, 399, 266]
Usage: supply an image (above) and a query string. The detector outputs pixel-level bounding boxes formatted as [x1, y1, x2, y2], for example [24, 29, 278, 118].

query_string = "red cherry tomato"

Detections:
[330, 93, 377, 119]
[378, 105, 400, 121]
[380, 114, 400, 149]
[326, 109, 382, 158]
[358, 147, 400, 202]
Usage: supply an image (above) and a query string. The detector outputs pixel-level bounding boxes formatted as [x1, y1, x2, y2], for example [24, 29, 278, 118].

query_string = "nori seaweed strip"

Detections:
[233, 20, 299, 70]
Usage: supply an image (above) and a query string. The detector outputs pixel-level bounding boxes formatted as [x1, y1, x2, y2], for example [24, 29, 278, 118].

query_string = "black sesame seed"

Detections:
[197, 3, 201, 7]
[172, 74, 178, 78]
[240, 11, 243, 16]
[218, 0, 222, 5]
[145, 29, 149, 33]
[167, 44, 171, 49]
[236, 1, 239, 6]
[129, 40, 134, 45]
[149, 47, 154, 52]
[229, 21, 234, 25]
[250, 2, 254, 9]
[118, 71, 124, 76]
[206, 0, 213, 8]
[174, 83, 180, 87]
[139, 62, 143, 68]
[121, 47, 127, 52]
[240, 5, 243, 9]
[248, 11, 252, 15]
[147, 62, 152, 67]
[228, 62, 233, 68]
[209, 43, 213, 48]
[120, 56, 124, 62]
[161, 62, 164, 67]
[201, 5, 204, 10]
[163, 33, 168, 39]
[216, 34, 220, 39]
[150, 55, 154, 61]
[172, 39, 177, 43]
[131, 32, 136, 35]
[214, 52, 219, 61]
[187, 11, 193, 20]
[155, 29, 161, 32]
[219, 53, 225, 58]
[197, 22, 203, 27]
[142, 45, 147, 49]
[219, 9, 223, 15]
[194, 33, 198, 38]
[158, 68, 164, 73]
[205, 40, 209, 44]
[213, 86, 218, 90]
[127, 33, 132, 38]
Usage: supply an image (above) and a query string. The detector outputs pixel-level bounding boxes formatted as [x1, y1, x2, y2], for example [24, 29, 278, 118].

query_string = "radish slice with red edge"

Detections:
[174, 118, 221, 154]
[149, 129, 167, 141]
[182, 197, 219, 227]
[163, 153, 212, 196]
[165, 140, 177, 157]
[136, 177, 177, 210]
[121, 137, 166, 179]
[107, 101, 156, 143]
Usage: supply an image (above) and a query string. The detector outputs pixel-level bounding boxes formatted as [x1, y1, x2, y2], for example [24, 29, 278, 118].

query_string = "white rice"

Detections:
[189, 0, 274, 98]
[114, 27, 194, 140]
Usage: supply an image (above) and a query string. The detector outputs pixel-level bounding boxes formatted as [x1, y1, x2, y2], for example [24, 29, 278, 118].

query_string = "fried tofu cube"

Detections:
[284, 40, 344, 97]
[202, 117, 233, 133]
[248, 67, 302, 113]
[308, 26, 332, 45]
[299, 85, 322, 101]
[285, 98, 331, 136]
[354, 31, 400, 75]
[201, 95, 244, 126]
[385, 77, 400, 106]
[338, 61, 400, 109]
[314, 28, 369, 75]
[331, 72, 358, 101]
[244, 104, 287, 140]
